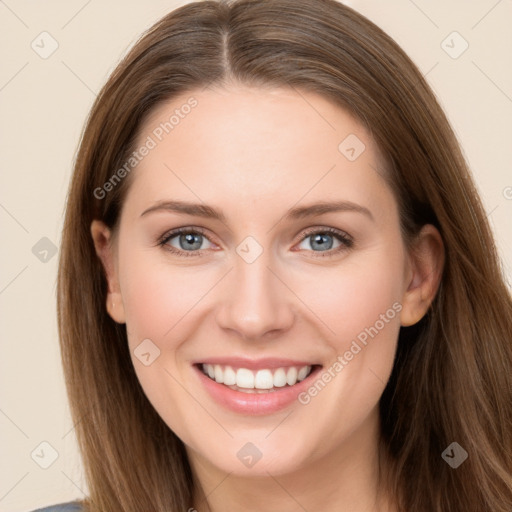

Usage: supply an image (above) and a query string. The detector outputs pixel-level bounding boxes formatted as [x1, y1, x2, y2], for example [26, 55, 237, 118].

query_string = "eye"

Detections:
[158, 227, 216, 257]
[295, 227, 353, 257]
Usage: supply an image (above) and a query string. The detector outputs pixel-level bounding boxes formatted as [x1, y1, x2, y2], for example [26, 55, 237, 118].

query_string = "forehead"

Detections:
[122, 85, 392, 223]
[139, 85, 372, 164]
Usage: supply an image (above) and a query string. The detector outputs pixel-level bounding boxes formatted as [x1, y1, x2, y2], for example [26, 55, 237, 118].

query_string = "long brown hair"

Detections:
[57, 0, 512, 510]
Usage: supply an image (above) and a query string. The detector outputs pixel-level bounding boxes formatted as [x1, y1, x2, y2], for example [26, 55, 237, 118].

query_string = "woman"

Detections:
[36, 0, 512, 510]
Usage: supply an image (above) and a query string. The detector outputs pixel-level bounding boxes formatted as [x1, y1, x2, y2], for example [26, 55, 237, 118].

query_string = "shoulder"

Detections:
[30, 501, 84, 512]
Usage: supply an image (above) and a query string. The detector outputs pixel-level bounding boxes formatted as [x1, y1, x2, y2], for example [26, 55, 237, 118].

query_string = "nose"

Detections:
[215, 251, 295, 341]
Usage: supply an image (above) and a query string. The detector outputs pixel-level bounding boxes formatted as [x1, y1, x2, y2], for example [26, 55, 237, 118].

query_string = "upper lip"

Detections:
[194, 357, 321, 371]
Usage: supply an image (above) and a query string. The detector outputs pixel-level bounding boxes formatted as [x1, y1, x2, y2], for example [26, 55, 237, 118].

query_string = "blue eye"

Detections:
[158, 228, 215, 256]
[296, 227, 353, 257]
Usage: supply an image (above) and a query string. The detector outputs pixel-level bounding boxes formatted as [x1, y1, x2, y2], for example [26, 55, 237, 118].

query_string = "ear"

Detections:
[90, 220, 126, 324]
[400, 224, 445, 327]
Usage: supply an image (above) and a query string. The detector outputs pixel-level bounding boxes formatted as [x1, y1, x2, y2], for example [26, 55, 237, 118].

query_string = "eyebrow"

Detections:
[140, 199, 374, 222]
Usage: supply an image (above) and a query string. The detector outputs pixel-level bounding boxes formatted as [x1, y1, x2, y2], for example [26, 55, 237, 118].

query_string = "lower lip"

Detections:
[194, 365, 322, 415]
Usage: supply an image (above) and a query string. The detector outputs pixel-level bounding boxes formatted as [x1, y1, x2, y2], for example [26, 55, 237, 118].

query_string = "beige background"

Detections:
[1, 1, 511, 510]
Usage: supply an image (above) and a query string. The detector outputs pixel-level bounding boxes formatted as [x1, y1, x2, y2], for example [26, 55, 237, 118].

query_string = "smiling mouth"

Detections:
[198, 363, 319, 393]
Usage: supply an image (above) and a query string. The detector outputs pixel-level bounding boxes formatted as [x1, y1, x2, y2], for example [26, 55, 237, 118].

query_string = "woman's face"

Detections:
[93, 85, 436, 478]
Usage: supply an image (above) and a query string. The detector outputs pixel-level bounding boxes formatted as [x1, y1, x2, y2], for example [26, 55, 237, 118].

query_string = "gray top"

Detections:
[32, 502, 84, 512]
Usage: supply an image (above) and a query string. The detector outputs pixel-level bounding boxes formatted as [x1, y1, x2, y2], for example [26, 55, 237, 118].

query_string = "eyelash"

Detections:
[157, 226, 354, 258]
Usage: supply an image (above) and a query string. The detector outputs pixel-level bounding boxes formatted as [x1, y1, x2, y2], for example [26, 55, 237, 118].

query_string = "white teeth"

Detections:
[201, 364, 312, 389]
[236, 368, 255, 388]
[223, 366, 237, 385]
[273, 368, 287, 387]
[254, 369, 274, 389]
[214, 364, 223, 384]
[286, 367, 298, 386]
[297, 366, 309, 381]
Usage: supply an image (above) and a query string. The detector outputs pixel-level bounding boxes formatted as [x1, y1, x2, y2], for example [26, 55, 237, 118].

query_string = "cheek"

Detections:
[117, 249, 217, 445]
[292, 243, 405, 351]
[290, 243, 404, 425]
[119, 247, 214, 346]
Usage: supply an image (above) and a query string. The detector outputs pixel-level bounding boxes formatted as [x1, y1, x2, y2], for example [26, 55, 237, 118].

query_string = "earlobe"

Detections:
[400, 224, 445, 327]
[90, 220, 126, 324]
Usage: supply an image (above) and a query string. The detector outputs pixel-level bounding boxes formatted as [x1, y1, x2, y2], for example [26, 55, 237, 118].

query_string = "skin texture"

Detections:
[91, 85, 444, 512]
